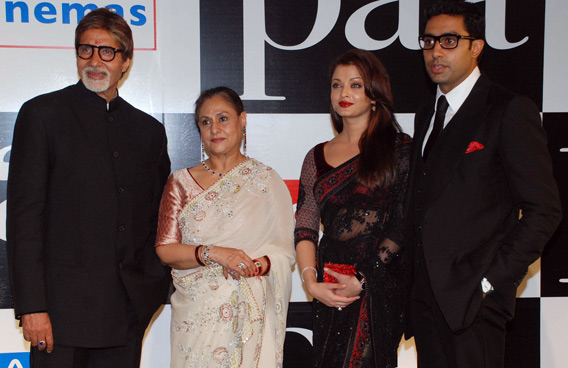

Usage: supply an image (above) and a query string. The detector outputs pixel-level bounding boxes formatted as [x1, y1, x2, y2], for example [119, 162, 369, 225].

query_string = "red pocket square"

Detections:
[465, 141, 484, 154]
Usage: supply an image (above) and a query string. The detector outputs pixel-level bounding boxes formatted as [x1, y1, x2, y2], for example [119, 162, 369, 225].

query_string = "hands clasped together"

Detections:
[195, 244, 271, 280]
[302, 267, 364, 310]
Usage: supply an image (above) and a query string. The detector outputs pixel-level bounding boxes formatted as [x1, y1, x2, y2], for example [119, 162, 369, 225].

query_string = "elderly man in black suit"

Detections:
[6, 8, 171, 368]
[407, 1, 561, 367]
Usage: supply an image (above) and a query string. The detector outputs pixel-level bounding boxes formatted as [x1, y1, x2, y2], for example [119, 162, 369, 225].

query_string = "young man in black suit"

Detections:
[407, 1, 561, 367]
[7, 8, 171, 367]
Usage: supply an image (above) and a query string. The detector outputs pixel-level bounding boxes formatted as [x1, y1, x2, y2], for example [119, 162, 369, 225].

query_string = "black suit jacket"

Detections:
[6, 81, 171, 348]
[407, 75, 561, 333]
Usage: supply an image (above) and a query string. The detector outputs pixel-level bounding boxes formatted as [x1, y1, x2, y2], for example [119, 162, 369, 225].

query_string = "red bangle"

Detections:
[264, 255, 271, 275]
[195, 245, 205, 266]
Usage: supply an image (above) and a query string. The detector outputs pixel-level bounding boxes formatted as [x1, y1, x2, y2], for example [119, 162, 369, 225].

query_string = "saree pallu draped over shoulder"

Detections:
[157, 159, 295, 368]
[294, 134, 411, 368]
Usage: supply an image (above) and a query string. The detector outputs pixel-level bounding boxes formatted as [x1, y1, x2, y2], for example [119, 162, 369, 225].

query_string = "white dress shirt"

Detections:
[422, 67, 481, 153]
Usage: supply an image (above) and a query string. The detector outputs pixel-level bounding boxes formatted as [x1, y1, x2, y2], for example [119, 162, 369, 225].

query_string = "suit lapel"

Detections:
[422, 76, 492, 208]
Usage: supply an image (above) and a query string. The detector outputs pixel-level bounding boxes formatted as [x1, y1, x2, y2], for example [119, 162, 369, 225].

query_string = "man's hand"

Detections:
[21, 312, 54, 353]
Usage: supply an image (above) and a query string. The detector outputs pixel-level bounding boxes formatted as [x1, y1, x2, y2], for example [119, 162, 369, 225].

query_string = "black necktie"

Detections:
[423, 95, 449, 161]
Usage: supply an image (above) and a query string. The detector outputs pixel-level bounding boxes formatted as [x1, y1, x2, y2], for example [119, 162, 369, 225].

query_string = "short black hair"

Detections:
[424, 0, 485, 40]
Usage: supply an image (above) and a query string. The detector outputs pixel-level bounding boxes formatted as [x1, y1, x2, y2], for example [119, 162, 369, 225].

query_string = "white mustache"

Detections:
[83, 67, 108, 76]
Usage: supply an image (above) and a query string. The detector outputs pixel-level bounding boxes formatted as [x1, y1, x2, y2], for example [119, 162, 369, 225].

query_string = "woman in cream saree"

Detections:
[156, 87, 295, 368]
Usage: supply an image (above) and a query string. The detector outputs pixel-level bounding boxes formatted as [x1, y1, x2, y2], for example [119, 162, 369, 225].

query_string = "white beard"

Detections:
[81, 67, 111, 93]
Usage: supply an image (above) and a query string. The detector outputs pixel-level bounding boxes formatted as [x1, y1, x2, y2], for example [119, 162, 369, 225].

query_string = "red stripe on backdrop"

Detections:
[284, 180, 299, 204]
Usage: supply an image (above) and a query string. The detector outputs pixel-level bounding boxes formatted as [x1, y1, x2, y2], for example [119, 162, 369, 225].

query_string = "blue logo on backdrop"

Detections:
[0, 1, 155, 49]
[0, 353, 29, 368]
[3, 1, 147, 25]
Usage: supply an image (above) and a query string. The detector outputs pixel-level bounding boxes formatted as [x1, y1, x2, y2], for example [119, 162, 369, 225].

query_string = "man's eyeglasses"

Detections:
[418, 33, 476, 50]
[76, 44, 124, 62]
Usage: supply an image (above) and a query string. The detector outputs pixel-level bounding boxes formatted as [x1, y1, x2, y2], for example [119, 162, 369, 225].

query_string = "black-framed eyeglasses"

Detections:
[76, 44, 124, 62]
[418, 33, 476, 50]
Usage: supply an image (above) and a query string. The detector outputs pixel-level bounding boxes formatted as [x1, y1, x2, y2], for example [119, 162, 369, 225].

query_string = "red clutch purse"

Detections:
[324, 262, 356, 283]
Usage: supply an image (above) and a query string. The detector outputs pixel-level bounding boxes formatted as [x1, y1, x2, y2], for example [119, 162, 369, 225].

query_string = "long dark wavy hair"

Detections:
[329, 49, 401, 190]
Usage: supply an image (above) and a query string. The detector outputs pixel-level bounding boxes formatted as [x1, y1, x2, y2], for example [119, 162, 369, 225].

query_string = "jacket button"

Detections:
[118, 225, 125, 232]
[108, 116, 114, 122]
[112, 151, 119, 158]
[118, 187, 124, 194]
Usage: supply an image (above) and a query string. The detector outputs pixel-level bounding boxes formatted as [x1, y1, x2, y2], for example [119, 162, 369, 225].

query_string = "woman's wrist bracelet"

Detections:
[202, 245, 213, 265]
[252, 256, 271, 276]
[195, 245, 205, 266]
[301, 266, 317, 283]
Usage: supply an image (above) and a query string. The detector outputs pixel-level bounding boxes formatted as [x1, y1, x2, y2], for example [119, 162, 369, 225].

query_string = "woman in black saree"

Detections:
[295, 49, 411, 368]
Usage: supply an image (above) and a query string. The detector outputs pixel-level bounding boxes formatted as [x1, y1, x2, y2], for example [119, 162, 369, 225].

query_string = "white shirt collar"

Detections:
[436, 66, 481, 113]
[422, 67, 482, 153]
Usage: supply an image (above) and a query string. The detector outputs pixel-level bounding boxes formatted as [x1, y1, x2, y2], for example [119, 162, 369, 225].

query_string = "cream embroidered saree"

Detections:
[156, 159, 295, 368]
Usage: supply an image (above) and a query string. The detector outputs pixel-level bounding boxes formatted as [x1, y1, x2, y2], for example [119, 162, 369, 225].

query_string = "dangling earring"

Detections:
[242, 127, 247, 157]
[201, 141, 205, 162]
[371, 104, 377, 112]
